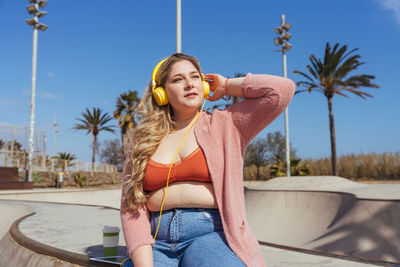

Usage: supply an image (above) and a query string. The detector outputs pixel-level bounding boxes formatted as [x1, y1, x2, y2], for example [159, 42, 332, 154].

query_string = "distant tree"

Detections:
[55, 152, 76, 160]
[99, 139, 124, 172]
[0, 139, 5, 150]
[73, 108, 116, 167]
[6, 140, 23, 151]
[244, 131, 297, 180]
[244, 138, 268, 180]
[294, 42, 379, 176]
[265, 131, 297, 164]
[113, 90, 141, 148]
[270, 158, 311, 178]
[54, 152, 76, 171]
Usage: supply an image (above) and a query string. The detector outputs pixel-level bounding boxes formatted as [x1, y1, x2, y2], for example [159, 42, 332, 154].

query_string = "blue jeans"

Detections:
[122, 208, 245, 266]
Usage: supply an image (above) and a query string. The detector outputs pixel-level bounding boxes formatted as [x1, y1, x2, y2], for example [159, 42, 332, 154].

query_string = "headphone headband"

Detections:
[152, 58, 168, 90]
[151, 56, 210, 106]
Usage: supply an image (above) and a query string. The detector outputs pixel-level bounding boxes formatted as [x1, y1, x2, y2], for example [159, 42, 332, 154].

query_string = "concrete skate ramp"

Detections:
[0, 187, 121, 209]
[0, 202, 84, 267]
[0, 202, 74, 266]
[245, 177, 400, 263]
[0, 203, 32, 240]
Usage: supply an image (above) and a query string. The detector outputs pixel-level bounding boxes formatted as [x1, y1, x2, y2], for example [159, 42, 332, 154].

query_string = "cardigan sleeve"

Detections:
[120, 150, 155, 257]
[225, 73, 295, 146]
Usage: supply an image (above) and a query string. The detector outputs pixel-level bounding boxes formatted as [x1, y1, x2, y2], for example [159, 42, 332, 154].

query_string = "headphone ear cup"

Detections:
[152, 87, 169, 106]
[203, 81, 210, 99]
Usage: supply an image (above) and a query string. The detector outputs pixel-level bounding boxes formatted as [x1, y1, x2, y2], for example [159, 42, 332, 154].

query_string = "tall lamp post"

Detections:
[274, 14, 292, 177]
[25, 0, 48, 181]
[176, 0, 181, 53]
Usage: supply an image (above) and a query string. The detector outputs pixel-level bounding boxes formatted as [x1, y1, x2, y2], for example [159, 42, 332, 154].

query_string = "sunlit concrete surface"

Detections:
[260, 245, 375, 267]
[245, 176, 400, 264]
[0, 233, 81, 267]
[0, 186, 121, 209]
[0, 202, 32, 239]
[0, 177, 399, 266]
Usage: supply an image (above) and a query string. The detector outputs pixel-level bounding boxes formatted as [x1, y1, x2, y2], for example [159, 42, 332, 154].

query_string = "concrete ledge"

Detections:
[0, 203, 32, 239]
[0, 202, 86, 266]
[246, 185, 400, 263]
[0, 167, 19, 181]
[0, 187, 121, 209]
[0, 232, 84, 267]
[244, 176, 400, 200]
[0, 181, 33, 190]
[259, 240, 400, 266]
[8, 213, 89, 266]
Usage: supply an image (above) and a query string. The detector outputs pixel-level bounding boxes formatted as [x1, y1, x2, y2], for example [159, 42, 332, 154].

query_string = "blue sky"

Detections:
[1, 0, 399, 162]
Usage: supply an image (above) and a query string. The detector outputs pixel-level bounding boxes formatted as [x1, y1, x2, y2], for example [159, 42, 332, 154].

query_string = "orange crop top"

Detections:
[143, 147, 212, 191]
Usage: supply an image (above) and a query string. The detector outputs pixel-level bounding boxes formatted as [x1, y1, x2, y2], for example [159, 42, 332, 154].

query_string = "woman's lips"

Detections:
[185, 93, 198, 97]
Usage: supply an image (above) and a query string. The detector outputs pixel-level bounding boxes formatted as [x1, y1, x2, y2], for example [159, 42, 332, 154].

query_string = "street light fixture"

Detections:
[36, 24, 48, 31]
[25, 0, 48, 182]
[38, 0, 48, 8]
[282, 22, 292, 31]
[26, 4, 39, 14]
[37, 11, 48, 18]
[274, 14, 293, 177]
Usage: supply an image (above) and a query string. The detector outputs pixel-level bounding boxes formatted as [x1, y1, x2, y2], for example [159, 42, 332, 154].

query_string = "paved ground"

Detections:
[1, 176, 399, 266]
[1, 200, 380, 267]
[245, 176, 400, 264]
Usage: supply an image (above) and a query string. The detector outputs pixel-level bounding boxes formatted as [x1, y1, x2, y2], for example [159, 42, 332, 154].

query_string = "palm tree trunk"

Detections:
[327, 97, 338, 176]
[92, 134, 97, 171]
[120, 124, 126, 151]
[121, 133, 124, 151]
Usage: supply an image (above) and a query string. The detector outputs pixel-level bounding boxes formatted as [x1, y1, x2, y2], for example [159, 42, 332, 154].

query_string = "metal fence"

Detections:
[0, 123, 118, 173]
[0, 123, 46, 154]
[0, 150, 117, 173]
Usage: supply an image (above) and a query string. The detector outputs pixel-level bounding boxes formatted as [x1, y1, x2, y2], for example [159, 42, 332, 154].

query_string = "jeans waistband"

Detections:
[150, 208, 222, 242]
[149, 207, 219, 216]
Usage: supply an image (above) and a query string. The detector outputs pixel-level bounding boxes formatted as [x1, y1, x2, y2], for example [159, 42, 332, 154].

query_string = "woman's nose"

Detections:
[185, 78, 195, 89]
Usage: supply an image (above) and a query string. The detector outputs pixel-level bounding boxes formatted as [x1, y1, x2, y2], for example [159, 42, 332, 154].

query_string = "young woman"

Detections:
[120, 53, 295, 267]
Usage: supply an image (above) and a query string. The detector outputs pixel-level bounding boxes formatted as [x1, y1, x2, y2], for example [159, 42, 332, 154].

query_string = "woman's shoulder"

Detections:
[199, 108, 232, 123]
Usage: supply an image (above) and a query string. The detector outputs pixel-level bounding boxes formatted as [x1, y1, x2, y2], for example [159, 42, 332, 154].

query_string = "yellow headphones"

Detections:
[151, 58, 210, 106]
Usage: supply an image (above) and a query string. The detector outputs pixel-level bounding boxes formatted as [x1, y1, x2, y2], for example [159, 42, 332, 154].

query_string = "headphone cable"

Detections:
[153, 98, 207, 240]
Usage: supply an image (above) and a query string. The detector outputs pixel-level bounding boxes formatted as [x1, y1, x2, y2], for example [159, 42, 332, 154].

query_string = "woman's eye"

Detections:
[173, 78, 182, 83]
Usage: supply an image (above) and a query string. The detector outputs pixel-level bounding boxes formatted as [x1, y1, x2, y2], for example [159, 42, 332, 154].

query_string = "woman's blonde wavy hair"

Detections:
[121, 53, 203, 212]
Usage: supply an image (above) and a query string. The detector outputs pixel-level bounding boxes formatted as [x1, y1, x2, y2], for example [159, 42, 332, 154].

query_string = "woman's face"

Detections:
[164, 60, 204, 117]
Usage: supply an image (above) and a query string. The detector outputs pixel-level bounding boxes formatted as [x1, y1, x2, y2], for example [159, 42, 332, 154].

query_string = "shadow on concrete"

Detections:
[85, 245, 127, 258]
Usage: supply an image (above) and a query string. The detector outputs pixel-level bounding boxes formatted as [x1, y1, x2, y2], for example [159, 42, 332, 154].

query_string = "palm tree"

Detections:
[270, 158, 311, 178]
[73, 108, 115, 167]
[54, 152, 76, 171]
[113, 90, 141, 148]
[293, 42, 379, 176]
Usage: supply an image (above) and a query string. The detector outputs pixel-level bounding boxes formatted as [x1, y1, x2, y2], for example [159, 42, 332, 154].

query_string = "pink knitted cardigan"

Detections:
[121, 73, 295, 266]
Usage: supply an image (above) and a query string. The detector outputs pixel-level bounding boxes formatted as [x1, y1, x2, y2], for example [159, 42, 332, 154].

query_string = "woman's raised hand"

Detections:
[204, 74, 227, 102]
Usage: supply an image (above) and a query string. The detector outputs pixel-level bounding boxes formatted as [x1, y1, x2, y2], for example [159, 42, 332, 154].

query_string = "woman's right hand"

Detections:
[204, 74, 227, 102]
[205, 74, 246, 101]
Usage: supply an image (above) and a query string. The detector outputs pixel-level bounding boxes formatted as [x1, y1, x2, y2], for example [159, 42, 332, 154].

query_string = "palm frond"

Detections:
[293, 42, 378, 100]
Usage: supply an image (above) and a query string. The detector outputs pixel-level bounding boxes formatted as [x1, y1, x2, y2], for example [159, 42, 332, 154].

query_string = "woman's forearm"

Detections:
[226, 77, 245, 97]
[131, 245, 154, 267]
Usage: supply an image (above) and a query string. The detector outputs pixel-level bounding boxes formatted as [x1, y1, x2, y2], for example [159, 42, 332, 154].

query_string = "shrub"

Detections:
[74, 173, 87, 187]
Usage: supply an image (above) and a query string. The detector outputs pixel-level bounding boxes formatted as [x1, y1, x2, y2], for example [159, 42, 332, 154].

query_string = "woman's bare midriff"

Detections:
[146, 181, 218, 212]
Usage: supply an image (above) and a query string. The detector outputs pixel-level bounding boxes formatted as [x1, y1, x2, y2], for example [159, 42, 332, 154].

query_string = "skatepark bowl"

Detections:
[0, 176, 399, 266]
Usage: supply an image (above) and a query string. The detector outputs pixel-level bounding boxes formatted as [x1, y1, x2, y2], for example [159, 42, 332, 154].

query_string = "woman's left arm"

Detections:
[205, 73, 295, 145]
